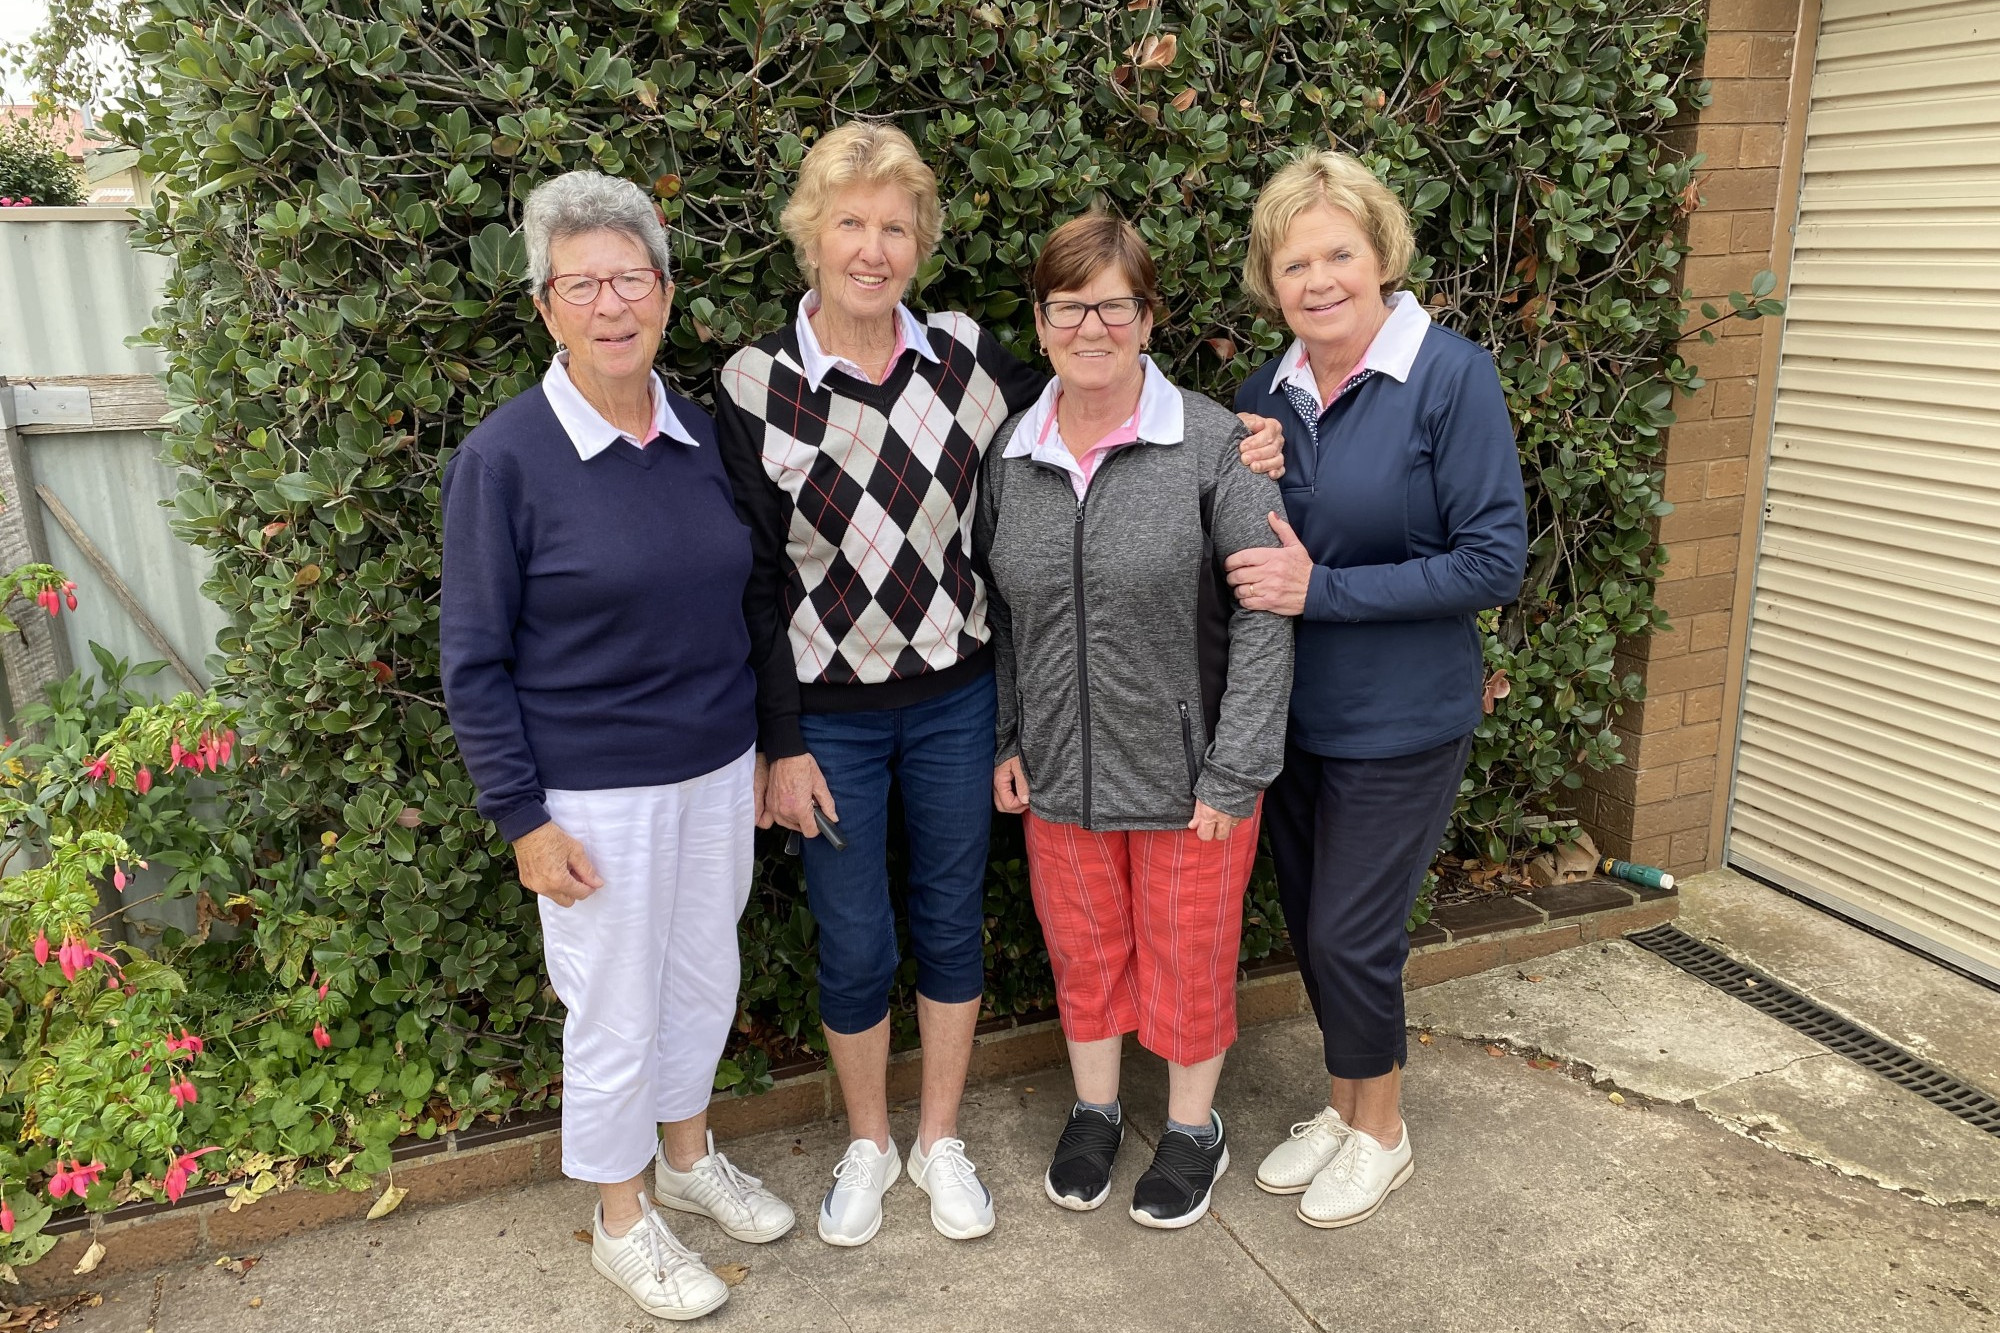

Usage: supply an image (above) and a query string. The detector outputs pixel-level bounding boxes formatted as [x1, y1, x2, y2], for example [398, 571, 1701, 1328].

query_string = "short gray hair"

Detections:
[522, 171, 671, 298]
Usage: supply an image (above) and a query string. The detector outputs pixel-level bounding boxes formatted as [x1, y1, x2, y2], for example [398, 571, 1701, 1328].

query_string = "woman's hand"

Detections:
[754, 752, 774, 829]
[1188, 801, 1240, 842]
[1224, 512, 1314, 616]
[1234, 413, 1288, 480]
[994, 756, 1031, 814]
[513, 821, 605, 908]
[770, 753, 838, 835]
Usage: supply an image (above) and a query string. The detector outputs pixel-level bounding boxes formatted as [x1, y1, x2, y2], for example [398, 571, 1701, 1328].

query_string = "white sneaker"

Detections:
[818, 1136, 899, 1247]
[654, 1131, 797, 1243]
[1256, 1106, 1353, 1195]
[1297, 1124, 1414, 1228]
[591, 1198, 729, 1321]
[906, 1136, 995, 1241]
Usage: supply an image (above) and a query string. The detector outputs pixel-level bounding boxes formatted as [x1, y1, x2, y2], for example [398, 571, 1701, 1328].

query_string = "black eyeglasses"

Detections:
[547, 268, 666, 306]
[1038, 297, 1148, 329]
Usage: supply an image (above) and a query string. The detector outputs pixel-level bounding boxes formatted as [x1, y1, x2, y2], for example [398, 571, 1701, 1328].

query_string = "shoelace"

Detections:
[697, 1151, 764, 1209]
[922, 1138, 982, 1190]
[829, 1142, 883, 1191]
[633, 1205, 703, 1282]
[1317, 1136, 1369, 1187]
[1290, 1107, 1351, 1142]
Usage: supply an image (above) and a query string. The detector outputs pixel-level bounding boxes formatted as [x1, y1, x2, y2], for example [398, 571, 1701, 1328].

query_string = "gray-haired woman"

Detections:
[441, 170, 793, 1322]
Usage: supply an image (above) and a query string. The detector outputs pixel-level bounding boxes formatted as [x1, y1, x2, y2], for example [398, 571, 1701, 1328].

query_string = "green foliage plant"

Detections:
[0, 0, 1738, 1258]
[0, 105, 86, 207]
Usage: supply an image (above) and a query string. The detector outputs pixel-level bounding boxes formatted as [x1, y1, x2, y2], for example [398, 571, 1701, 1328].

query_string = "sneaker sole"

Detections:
[1295, 1158, 1414, 1230]
[1128, 1145, 1230, 1231]
[590, 1253, 729, 1321]
[1043, 1170, 1113, 1212]
[816, 1204, 884, 1247]
[1254, 1174, 1313, 1196]
[652, 1191, 797, 1244]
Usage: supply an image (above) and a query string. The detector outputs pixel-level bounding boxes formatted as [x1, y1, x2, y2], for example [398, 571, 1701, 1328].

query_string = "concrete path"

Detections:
[59, 875, 2000, 1333]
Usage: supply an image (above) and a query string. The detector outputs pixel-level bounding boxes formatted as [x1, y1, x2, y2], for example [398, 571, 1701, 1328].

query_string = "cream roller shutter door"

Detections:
[1726, 0, 2000, 983]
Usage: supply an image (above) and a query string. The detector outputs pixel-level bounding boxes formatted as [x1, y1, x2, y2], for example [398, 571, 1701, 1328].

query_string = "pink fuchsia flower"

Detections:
[48, 1159, 106, 1200]
[114, 866, 128, 892]
[33, 931, 50, 965]
[56, 937, 117, 982]
[169, 738, 187, 770]
[166, 1030, 205, 1056]
[169, 1078, 198, 1107]
[312, 1024, 331, 1049]
[134, 766, 153, 795]
[63, 581, 76, 611]
[162, 1146, 221, 1203]
[35, 587, 57, 616]
[84, 754, 111, 781]
[1, 1198, 13, 1233]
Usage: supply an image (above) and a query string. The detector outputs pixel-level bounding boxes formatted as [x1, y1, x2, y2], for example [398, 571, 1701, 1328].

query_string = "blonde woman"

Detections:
[1224, 150, 1527, 1229]
[715, 122, 1287, 1247]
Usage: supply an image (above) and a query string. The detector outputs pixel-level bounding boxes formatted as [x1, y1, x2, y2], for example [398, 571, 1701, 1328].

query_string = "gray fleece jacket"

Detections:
[975, 369, 1295, 831]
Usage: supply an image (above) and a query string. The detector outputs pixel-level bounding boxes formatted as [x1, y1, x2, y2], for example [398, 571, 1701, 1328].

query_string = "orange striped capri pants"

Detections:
[1022, 804, 1262, 1066]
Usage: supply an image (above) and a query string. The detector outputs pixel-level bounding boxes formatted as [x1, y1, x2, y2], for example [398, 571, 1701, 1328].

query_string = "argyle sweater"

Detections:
[715, 310, 1045, 758]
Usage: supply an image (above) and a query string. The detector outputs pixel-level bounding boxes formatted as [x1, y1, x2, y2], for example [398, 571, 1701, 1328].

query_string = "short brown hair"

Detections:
[1243, 149, 1415, 312]
[1032, 211, 1163, 314]
[780, 121, 943, 288]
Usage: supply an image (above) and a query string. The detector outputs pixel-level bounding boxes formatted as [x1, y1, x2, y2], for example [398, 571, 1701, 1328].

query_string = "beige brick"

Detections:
[1703, 79, 1794, 126]
[398, 1140, 538, 1212]
[1702, 33, 1752, 78]
[1730, 211, 1776, 254]
[1707, 458, 1750, 498]
[1628, 790, 1718, 839]
[1738, 123, 1787, 169]
[1657, 573, 1738, 618]
[1693, 123, 1742, 170]
[1670, 826, 1713, 871]
[1658, 497, 1744, 544]
[1685, 249, 1775, 297]
[1675, 381, 1717, 423]
[1690, 610, 1734, 653]
[1596, 761, 1682, 805]
[1711, 376, 1760, 418]
[1407, 936, 1508, 989]
[1687, 210, 1733, 256]
[1696, 536, 1743, 578]
[1656, 544, 1700, 583]
[1750, 33, 1798, 77]
[1625, 722, 1724, 770]
[1682, 333, 1766, 380]
[1708, 0, 1808, 32]
[1638, 649, 1729, 694]
[17, 1212, 206, 1298]
[967, 1022, 1067, 1082]
[1627, 833, 1674, 867]
[1628, 689, 1685, 735]
[1664, 420, 1755, 465]
[1677, 755, 1718, 797]
[1629, 617, 1692, 661]
[1664, 462, 1708, 503]
[1683, 685, 1725, 725]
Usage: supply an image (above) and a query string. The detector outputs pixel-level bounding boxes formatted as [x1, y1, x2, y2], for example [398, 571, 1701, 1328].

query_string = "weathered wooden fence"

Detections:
[0, 206, 228, 727]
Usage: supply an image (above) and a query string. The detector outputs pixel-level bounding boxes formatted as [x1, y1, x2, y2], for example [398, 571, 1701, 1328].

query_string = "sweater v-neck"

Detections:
[784, 320, 926, 406]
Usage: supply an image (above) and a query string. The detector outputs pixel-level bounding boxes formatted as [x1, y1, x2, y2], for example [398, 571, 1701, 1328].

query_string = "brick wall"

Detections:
[1574, 0, 1811, 874]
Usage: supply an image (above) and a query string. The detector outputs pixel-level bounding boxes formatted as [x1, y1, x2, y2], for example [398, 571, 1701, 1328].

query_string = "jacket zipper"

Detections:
[1178, 700, 1198, 793]
[1073, 494, 1093, 829]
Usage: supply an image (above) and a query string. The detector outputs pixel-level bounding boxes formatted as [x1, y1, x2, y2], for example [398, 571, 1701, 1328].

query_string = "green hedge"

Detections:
[9, 0, 1710, 1235]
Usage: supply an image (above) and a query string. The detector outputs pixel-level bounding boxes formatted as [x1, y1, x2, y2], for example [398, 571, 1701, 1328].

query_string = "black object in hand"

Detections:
[783, 804, 847, 856]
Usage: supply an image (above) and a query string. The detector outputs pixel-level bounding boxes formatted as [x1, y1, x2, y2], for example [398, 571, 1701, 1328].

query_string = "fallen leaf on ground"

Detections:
[714, 1262, 750, 1287]
[73, 1242, 106, 1276]
[248, 1297, 262, 1309]
[789, 1144, 805, 1155]
[366, 1184, 408, 1220]
[1526, 975, 1545, 983]
[1484, 1044, 1506, 1057]
[572, 1229, 593, 1245]
[1608, 1091, 1626, 1105]
[215, 1254, 260, 1277]
[1022, 1086, 1034, 1094]
[1527, 1057, 1561, 1070]
[1416, 1032, 1434, 1046]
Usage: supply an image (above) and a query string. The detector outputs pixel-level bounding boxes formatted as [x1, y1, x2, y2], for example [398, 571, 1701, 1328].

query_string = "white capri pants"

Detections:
[541, 746, 755, 1184]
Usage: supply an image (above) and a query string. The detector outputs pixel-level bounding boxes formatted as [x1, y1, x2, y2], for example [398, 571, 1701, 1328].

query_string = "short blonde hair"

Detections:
[1243, 150, 1415, 312]
[780, 122, 943, 288]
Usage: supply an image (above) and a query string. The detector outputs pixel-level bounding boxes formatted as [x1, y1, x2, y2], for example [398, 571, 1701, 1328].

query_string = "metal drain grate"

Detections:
[1627, 924, 2000, 1137]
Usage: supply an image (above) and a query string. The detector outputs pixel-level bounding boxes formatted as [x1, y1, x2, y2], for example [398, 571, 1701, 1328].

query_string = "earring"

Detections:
[554, 339, 566, 352]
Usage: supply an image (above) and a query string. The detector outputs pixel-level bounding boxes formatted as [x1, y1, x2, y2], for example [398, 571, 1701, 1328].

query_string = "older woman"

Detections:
[717, 124, 1286, 1248]
[441, 171, 793, 1321]
[976, 212, 1293, 1229]
[1224, 150, 1528, 1229]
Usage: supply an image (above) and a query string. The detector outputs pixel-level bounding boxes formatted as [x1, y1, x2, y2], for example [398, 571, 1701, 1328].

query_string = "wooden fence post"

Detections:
[0, 378, 74, 733]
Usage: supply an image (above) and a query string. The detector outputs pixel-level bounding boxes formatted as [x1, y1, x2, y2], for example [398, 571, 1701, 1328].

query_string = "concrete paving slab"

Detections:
[1678, 870, 2000, 1094]
[1404, 938, 1827, 1102]
[57, 1017, 2000, 1333]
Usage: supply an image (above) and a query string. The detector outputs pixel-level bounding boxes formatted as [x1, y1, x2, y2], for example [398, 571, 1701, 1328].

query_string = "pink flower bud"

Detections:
[1, 1200, 13, 1233]
[33, 931, 49, 965]
[135, 767, 153, 795]
[312, 1024, 331, 1049]
[114, 866, 128, 892]
[63, 581, 76, 611]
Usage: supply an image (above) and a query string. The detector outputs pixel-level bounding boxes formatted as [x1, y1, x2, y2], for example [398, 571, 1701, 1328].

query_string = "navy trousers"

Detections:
[1265, 733, 1473, 1079]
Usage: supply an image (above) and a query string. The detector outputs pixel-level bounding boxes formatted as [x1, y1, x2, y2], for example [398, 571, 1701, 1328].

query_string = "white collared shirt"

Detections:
[794, 291, 939, 392]
[1002, 355, 1183, 497]
[542, 352, 698, 461]
[1269, 289, 1433, 415]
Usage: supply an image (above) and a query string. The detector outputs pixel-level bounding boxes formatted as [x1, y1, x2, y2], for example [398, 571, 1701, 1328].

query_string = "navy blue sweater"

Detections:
[1234, 325, 1528, 759]
[440, 385, 757, 841]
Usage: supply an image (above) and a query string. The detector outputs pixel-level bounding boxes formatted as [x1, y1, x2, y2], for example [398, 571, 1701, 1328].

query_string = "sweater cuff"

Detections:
[494, 801, 552, 844]
[1193, 766, 1263, 821]
[760, 716, 807, 760]
[1304, 563, 1345, 622]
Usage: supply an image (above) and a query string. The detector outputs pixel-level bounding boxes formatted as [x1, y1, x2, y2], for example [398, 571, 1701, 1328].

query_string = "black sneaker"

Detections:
[1130, 1113, 1229, 1229]
[1044, 1105, 1124, 1211]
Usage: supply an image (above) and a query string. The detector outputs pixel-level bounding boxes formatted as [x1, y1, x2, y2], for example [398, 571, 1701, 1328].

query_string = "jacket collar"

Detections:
[1268, 290, 1432, 406]
[1002, 354, 1183, 464]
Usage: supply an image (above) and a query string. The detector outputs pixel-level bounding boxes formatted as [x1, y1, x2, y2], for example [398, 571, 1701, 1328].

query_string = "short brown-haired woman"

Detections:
[976, 212, 1294, 1228]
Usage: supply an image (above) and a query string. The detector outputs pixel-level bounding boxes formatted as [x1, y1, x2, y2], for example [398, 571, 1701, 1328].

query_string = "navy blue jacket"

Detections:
[440, 385, 757, 841]
[1234, 326, 1528, 759]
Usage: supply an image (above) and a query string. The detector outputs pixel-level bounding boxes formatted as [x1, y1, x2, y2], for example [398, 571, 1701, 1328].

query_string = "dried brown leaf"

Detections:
[1484, 1044, 1506, 1058]
[366, 1183, 407, 1220]
[1416, 1031, 1434, 1046]
[715, 1262, 750, 1287]
[73, 1241, 107, 1276]
[572, 1229, 593, 1244]
[1126, 34, 1177, 69]
[1170, 87, 1197, 112]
